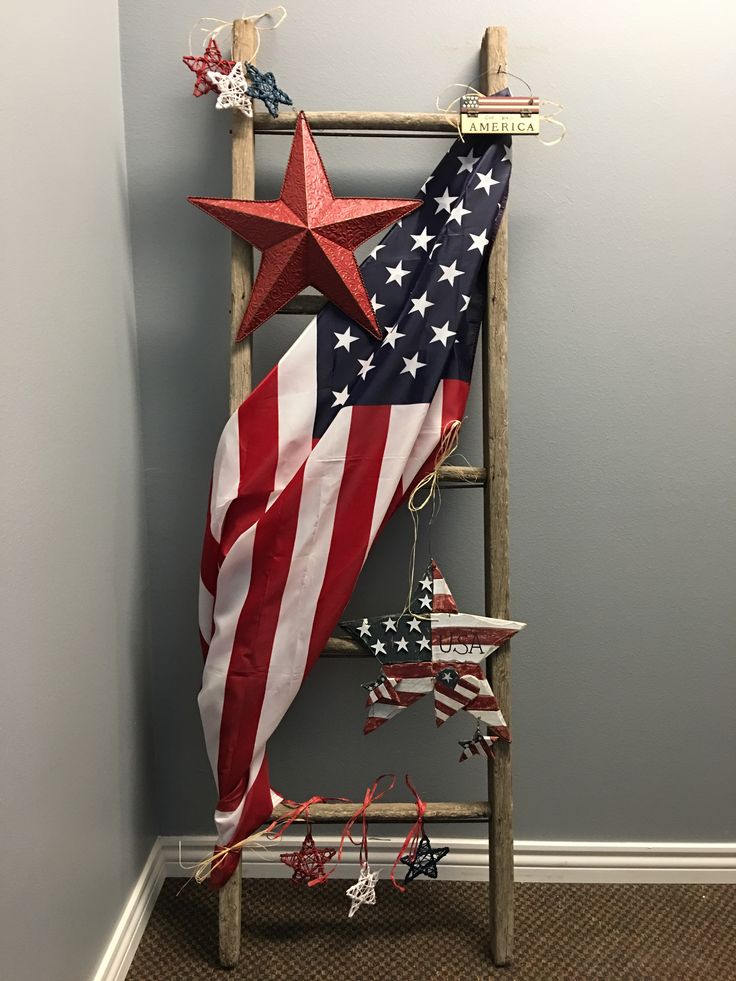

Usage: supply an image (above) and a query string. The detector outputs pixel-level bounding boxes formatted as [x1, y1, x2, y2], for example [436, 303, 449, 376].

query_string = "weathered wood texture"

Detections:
[481, 25, 514, 968]
[220, 17, 256, 967]
[228, 20, 256, 414]
[218, 860, 242, 968]
[271, 801, 490, 823]
[254, 110, 457, 134]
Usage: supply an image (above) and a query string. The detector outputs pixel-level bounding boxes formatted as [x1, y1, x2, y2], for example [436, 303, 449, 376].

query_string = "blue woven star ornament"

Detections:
[245, 63, 292, 117]
[401, 830, 450, 883]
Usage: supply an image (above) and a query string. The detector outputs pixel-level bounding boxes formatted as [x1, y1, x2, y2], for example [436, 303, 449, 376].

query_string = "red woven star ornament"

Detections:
[280, 830, 336, 884]
[182, 37, 235, 97]
[189, 111, 422, 340]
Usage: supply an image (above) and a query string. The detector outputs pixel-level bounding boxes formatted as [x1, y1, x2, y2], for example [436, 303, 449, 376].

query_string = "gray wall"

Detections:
[0, 3, 155, 980]
[119, 0, 736, 842]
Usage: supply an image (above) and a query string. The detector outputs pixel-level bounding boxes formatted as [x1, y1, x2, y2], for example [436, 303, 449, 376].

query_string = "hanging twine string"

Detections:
[401, 419, 463, 618]
[188, 5, 287, 61]
[310, 774, 397, 885]
[435, 70, 566, 146]
[390, 775, 426, 892]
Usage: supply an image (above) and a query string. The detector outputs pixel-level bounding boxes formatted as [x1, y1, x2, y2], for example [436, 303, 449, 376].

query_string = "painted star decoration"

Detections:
[280, 830, 336, 884]
[401, 830, 449, 882]
[458, 729, 499, 763]
[207, 62, 253, 116]
[342, 560, 525, 748]
[190, 112, 422, 340]
[244, 62, 292, 117]
[182, 37, 235, 97]
[346, 862, 379, 917]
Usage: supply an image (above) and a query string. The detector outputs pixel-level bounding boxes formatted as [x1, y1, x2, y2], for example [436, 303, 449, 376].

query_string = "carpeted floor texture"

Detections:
[127, 879, 736, 980]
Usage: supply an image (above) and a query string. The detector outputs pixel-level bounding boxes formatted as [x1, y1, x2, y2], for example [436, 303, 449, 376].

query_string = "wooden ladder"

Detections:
[218, 21, 515, 969]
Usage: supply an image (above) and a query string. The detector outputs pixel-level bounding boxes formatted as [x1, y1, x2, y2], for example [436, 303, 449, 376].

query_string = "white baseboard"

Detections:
[91, 841, 165, 981]
[92, 834, 736, 980]
[165, 834, 736, 884]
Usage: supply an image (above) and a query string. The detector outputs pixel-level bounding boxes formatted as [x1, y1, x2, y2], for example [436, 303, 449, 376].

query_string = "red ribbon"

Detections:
[266, 794, 350, 842]
[310, 774, 396, 885]
[390, 774, 426, 892]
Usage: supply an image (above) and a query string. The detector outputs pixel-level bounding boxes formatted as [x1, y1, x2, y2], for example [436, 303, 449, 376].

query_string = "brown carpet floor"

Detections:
[127, 879, 736, 980]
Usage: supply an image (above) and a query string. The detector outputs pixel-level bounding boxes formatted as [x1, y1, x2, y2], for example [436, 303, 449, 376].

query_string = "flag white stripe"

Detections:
[399, 383, 444, 494]
[198, 523, 256, 776]
[209, 410, 242, 542]
[390, 676, 435, 694]
[367, 402, 430, 547]
[271, 320, 318, 499]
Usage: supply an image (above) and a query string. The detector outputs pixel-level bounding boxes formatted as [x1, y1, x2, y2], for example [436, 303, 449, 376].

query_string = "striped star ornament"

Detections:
[342, 560, 525, 740]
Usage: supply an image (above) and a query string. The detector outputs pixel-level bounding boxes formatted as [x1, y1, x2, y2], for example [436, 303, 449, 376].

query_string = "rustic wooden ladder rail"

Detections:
[219, 21, 514, 969]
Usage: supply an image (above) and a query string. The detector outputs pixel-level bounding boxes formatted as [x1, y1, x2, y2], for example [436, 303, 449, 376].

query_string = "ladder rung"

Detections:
[270, 801, 489, 823]
[254, 110, 457, 136]
[281, 295, 326, 315]
[323, 635, 364, 656]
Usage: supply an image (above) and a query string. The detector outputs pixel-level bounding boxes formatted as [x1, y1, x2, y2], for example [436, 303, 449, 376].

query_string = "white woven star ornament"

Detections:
[346, 862, 379, 918]
[206, 62, 253, 116]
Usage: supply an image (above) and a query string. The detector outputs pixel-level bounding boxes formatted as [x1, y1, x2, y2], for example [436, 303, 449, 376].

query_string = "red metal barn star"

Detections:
[280, 830, 336, 884]
[189, 111, 422, 340]
[182, 37, 235, 97]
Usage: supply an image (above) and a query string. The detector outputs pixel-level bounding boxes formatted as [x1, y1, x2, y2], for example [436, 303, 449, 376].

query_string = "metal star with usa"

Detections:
[342, 559, 525, 741]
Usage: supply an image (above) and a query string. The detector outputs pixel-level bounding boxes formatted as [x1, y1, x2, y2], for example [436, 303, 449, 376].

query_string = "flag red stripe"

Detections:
[219, 370, 280, 558]
[215, 465, 306, 799]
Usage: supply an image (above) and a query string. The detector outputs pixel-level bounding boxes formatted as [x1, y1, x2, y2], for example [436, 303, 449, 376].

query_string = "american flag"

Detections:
[342, 559, 525, 735]
[198, 132, 512, 888]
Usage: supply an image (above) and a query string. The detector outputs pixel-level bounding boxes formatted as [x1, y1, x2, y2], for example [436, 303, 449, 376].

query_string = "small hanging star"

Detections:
[346, 862, 379, 917]
[182, 37, 235, 97]
[245, 62, 292, 117]
[280, 830, 335, 884]
[401, 830, 449, 882]
[207, 62, 253, 117]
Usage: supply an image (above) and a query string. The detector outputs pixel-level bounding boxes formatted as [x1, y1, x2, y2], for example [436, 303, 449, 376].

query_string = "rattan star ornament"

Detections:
[182, 37, 235, 97]
[400, 829, 449, 882]
[190, 111, 422, 339]
[245, 62, 292, 116]
[207, 62, 253, 116]
[280, 830, 336, 884]
[346, 862, 379, 917]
